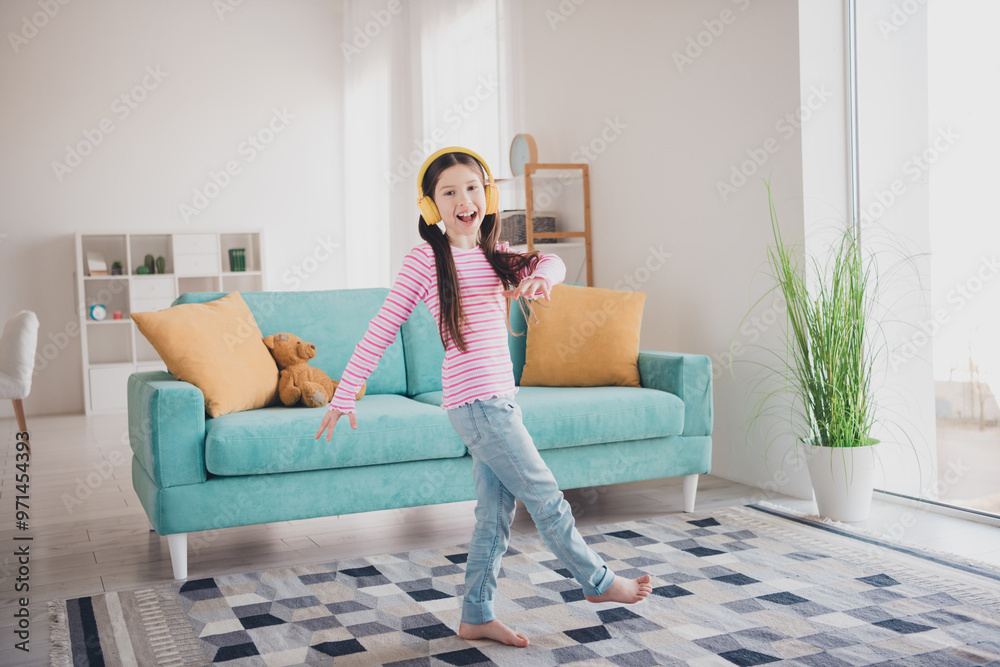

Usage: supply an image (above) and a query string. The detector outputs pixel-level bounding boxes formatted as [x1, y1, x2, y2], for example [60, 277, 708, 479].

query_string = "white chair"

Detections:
[0, 311, 40, 451]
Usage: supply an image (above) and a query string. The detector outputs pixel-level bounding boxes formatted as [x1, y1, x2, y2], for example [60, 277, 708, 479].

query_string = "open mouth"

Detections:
[457, 210, 478, 225]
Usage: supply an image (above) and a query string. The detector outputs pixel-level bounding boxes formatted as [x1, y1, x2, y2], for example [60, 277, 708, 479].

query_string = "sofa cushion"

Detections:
[131, 291, 279, 418]
[520, 284, 646, 388]
[410, 385, 684, 450]
[204, 395, 466, 476]
[175, 289, 408, 397]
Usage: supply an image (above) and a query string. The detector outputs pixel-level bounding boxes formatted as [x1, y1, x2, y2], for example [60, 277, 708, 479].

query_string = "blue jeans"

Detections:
[447, 396, 614, 624]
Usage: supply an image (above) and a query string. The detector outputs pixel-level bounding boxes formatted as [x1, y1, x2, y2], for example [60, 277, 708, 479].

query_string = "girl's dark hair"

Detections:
[418, 151, 542, 353]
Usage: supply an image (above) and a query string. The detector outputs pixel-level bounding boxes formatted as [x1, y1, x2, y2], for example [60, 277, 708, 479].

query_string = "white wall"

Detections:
[0, 0, 345, 417]
[513, 0, 812, 497]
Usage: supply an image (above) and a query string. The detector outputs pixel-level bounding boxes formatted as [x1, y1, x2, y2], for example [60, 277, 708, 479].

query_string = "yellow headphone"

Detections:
[417, 146, 499, 225]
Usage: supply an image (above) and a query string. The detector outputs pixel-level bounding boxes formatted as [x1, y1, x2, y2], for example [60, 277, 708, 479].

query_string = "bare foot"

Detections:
[459, 619, 530, 647]
[584, 574, 652, 604]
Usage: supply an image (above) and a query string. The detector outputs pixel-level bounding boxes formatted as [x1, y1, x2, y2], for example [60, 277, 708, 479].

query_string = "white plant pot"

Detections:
[806, 442, 879, 522]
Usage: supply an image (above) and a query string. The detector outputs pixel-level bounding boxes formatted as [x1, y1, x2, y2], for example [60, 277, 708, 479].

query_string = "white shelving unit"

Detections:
[75, 230, 266, 415]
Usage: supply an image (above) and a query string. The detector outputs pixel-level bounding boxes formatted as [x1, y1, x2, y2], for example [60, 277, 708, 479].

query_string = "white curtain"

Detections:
[341, 0, 407, 289]
[414, 0, 504, 171]
[342, 0, 510, 288]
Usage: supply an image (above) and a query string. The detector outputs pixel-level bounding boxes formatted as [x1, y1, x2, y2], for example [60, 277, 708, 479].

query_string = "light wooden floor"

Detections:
[2, 412, 1000, 666]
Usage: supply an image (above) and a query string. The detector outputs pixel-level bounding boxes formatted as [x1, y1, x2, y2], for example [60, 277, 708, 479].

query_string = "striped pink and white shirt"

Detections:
[328, 242, 566, 413]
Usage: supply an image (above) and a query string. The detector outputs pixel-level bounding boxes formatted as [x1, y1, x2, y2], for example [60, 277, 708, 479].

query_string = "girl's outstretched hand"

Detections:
[315, 408, 357, 442]
[502, 278, 550, 302]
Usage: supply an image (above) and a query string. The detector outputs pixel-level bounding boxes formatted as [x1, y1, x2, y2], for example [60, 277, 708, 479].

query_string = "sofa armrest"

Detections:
[128, 371, 207, 488]
[638, 351, 713, 436]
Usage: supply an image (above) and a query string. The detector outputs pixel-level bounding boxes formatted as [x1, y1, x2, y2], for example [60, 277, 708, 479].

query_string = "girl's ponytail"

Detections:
[418, 220, 468, 353]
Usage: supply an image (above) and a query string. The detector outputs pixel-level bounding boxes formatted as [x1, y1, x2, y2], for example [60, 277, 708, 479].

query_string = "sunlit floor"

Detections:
[1, 412, 999, 666]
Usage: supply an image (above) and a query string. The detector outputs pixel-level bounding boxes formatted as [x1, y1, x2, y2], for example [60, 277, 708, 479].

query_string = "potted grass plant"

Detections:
[741, 182, 882, 522]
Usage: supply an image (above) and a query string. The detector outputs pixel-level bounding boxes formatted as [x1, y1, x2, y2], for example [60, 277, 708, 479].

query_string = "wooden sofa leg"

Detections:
[167, 533, 188, 580]
[13, 399, 29, 455]
[683, 474, 699, 513]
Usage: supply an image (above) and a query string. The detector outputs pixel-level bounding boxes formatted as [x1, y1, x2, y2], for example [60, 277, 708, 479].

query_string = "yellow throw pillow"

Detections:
[520, 284, 646, 388]
[131, 291, 279, 417]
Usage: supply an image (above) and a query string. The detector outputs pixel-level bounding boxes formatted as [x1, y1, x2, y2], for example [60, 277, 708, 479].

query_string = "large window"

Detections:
[418, 0, 504, 171]
[855, 0, 999, 516]
[927, 0, 1000, 516]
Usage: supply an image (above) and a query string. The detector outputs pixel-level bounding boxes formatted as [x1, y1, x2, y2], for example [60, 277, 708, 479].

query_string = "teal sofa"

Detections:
[128, 289, 713, 580]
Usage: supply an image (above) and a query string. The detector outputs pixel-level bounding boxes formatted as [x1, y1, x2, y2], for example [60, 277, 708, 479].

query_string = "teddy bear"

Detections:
[264, 333, 366, 408]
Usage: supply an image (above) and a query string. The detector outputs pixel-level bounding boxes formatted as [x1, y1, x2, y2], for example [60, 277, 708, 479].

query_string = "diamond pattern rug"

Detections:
[50, 504, 1000, 666]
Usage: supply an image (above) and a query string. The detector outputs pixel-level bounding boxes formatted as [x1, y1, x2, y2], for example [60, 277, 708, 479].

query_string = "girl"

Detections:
[315, 147, 651, 648]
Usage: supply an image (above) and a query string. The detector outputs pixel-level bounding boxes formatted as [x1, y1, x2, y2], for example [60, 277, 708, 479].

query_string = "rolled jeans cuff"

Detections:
[582, 565, 615, 597]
